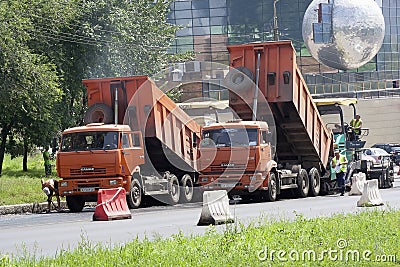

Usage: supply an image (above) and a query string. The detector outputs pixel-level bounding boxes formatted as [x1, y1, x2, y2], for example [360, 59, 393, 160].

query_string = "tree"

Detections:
[0, 1, 61, 175]
[0, 0, 190, 174]
[26, 0, 181, 129]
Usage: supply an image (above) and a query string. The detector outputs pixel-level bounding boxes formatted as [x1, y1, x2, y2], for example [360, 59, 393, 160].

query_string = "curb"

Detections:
[0, 201, 68, 215]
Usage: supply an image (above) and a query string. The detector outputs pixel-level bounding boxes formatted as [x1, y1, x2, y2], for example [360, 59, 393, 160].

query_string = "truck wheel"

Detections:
[223, 67, 254, 92]
[308, 168, 321, 197]
[167, 174, 180, 205]
[84, 103, 114, 124]
[127, 178, 142, 209]
[380, 169, 392, 189]
[180, 174, 194, 203]
[265, 173, 277, 202]
[296, 169, 309, 198]
[377, 171, 384, 189]
[320, 181, 331, 196]
[66, 196, 85, 212]
[387, 177, 394, 188]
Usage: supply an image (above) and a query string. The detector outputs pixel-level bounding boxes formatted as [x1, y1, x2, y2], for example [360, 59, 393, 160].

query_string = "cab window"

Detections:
[122, 133, 130, 148]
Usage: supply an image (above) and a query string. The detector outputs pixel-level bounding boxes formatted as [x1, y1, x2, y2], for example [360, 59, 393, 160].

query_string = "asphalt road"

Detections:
[1, 176, 400, 259]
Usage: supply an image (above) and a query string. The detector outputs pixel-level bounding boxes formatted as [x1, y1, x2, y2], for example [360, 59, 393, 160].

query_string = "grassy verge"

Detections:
[2, 209, 399, 266]
[0, 153, 55, 205]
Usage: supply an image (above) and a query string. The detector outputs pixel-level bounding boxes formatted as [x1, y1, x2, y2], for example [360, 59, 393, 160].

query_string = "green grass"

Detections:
[0, 153, 55, 205]
[2, 209, 399, 266]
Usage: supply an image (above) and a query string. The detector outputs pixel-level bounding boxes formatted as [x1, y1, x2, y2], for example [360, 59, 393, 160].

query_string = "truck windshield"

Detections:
[201, 128, 258, 147]
[61, 131, 119, 152]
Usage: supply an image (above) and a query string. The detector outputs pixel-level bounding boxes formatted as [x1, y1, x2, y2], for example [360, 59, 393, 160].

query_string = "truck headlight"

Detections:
[109, 179, 117, 185]
[201, 178, 208, 182]
[60, 181, 68, 187]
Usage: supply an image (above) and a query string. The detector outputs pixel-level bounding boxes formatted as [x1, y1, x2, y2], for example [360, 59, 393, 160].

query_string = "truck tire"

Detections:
[180, 174, 194, 203]
[66, 196, 85, 212]
[223, 67, 254, 92]
[167, 174, 181, 205]
[381, 169, 393, 189]
[265, 173, 277, 202]
[296, 169, 309, 198]
[84, 103, 114, 124]
[308, 168, 321, 197]
[387, 168, 394, 188]
[127, 178, 142, 209]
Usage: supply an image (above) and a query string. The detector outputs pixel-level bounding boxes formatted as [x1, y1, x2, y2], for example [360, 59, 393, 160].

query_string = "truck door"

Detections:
[121, 131, 145, 174]
[259, 130, 272, 171]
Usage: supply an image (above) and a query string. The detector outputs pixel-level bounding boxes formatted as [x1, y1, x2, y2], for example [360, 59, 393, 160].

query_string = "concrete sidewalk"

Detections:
[0, 201, 68, 215]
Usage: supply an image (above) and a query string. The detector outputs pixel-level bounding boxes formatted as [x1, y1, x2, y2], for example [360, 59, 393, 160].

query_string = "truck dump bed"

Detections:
[227, 41, 332, 170]
[82, 76, 201, 176]
[125, 79, 201, 175]
[83, 76, 148, 124]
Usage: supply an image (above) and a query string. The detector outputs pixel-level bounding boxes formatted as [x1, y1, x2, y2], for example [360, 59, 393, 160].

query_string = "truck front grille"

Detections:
[210, 164, 247, 172]
[70, 168, 107, 176]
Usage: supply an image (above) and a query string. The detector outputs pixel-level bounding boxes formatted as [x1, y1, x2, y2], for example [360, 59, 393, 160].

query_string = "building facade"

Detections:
[167, 0, 400, 98]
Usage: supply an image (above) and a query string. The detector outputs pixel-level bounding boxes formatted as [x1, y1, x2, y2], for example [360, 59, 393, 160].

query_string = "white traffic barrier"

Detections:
[357, 179, 384, 207]
[197, 190, 234, 226]
[349, 172, 366, 196]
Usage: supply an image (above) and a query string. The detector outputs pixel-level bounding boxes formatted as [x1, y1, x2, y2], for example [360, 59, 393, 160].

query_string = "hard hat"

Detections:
[334, 149, 340, 153]
[43, 187, 51, 196]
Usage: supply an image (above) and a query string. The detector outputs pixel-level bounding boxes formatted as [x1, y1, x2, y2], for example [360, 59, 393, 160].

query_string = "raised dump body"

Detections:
[123, 78, 201, 176]
[81, 76, 200, 174]
[83, 76, 148, 124]
[227, 41, 333, 171]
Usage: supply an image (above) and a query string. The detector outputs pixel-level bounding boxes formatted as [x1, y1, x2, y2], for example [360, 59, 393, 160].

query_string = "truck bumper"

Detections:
[58, 177, 129, 197]
[198, 173, 267, 192]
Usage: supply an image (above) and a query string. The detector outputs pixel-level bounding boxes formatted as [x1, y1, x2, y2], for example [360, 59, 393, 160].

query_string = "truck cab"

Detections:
[57, 123, 144, 211]
[198, 120, 276, 198]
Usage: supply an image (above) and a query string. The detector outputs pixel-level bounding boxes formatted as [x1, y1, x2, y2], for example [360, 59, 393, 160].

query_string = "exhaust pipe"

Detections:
[114, 86, 118, 125]
[252, 50, 262, 121]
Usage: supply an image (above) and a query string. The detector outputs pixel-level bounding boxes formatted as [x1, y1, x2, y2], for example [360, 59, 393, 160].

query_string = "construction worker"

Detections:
[43, 147, 51, 176]
[332, 150, 348, 196]
[349, 114, 363, 140]
[41, 178, 61, 212]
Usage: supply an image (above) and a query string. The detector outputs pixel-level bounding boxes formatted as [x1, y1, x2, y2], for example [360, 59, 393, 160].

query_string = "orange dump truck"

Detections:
[56, 76, 200, 211]
[198, 41, 334, 200]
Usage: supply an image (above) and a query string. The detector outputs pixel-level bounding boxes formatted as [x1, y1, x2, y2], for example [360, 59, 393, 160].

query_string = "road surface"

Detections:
[1, 177, 399, 259]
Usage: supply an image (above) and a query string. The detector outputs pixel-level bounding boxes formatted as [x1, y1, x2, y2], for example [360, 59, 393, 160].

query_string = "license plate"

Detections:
[220, 183, 236, 188]
[80, 187, 95, 192]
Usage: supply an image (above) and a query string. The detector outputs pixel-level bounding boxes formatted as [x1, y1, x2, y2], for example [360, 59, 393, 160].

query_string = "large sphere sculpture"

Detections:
[302, 0, 385, 70]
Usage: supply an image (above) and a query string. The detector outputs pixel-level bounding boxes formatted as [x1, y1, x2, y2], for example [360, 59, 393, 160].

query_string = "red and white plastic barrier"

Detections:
[93, 188, 132, 221]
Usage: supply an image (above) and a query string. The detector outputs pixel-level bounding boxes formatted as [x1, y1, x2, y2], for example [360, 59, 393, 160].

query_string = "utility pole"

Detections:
[273, 0, 279, 41]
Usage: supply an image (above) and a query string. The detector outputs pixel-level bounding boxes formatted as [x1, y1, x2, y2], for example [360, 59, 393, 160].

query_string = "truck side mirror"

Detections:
[283, 71, 291, 84]
[268, 72, 276, 85]
[192, 133, 197, 148]
[267, 132, 273, 143]
[52, 137, 59, 153]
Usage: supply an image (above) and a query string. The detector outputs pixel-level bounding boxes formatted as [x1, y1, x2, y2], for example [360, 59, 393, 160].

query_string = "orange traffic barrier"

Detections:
[93, 188, 132, 221]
